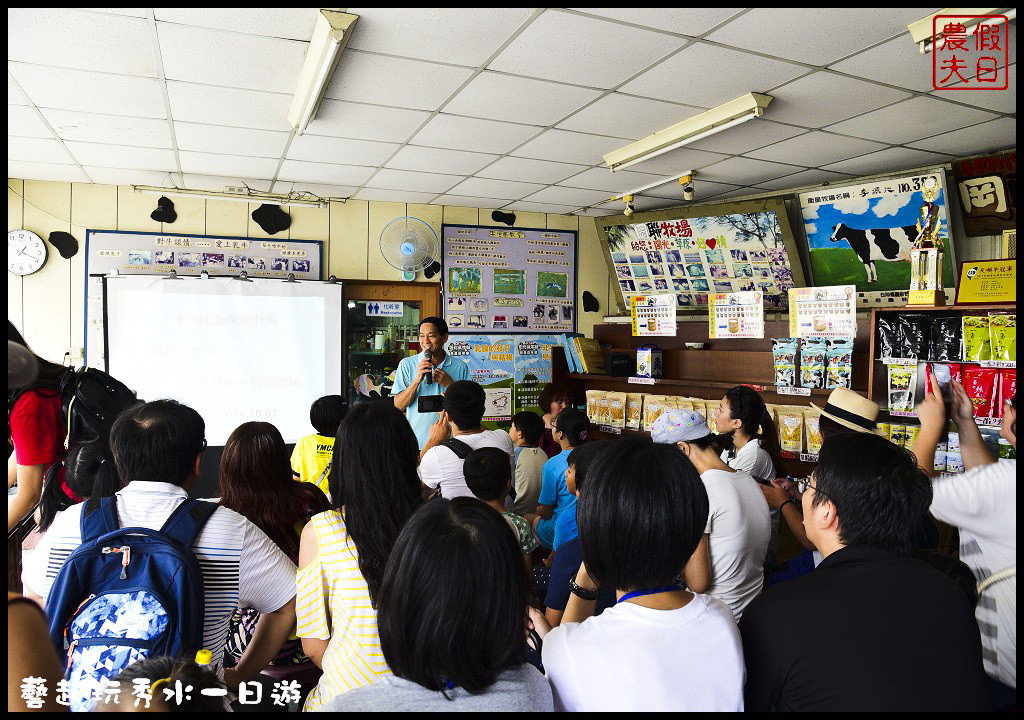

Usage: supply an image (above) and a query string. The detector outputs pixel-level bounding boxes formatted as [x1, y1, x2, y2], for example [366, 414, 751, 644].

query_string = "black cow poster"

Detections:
[799, 170, 956, 306]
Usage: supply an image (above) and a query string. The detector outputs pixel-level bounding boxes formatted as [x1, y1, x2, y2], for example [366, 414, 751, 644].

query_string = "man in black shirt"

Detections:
[740, 433, 990, 712]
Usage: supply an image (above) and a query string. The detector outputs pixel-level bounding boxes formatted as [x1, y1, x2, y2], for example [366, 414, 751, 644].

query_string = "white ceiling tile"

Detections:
[174, 122, 288, 157]
[703, 187, 766, 201]
[157, 23, 307, 95]
[305, 99, 430, 143]
[620, 42, 806, 108]
[446, 177, 545, 200]
[825, 96, 998, 145]
[8, 105, 53, 138]
[83, 167, 179, 186]
[8, 160, 89, 183]
[643, 178, 741, 200]
[444, 72, 603, 126]
[748, 131, 888, 166]
[346, 8, 536, 65]
[154, 8, 320, 41]
[752, 168, 856, 191]
[765, 72, 912, 128]
[705, 8, 934, 65]
[686, 120, 807, 155]
[488, 9, 686, 89]
[43, 109, 172, 148]
[410, 115, 539, 154]
[432, 194, 506, 209]
[521, 186, 611, 207]
[277, 160, 375, 186]
[166, 82, 291, 131]
[577, 207, 620, 217]
[477, 157, 589, 185]
[503, 200, 579, 215]
[9, 63, 166, 118]
[571, 8, 744, 36]
[8, 8, 157, 77]
[829, 35, 938, 93]
[618, 146, 732, 176]
[8, 76, 29, 106]
[181, 174, 272, 192]
[270, 180, 353, 197]
[933, 64, 1016, 114]
[287, 134, 399, 166]
[8, 137, 74, 164]
[697, 157, 805, 185]
[632, 195, 682, 211]
[324, 51, 474, 112]
[352, 188, 439, 204]
[558, 94, 704, 140]
[821, 147, 954, 176]
[178, 151, 279, 179]
[88, 9, 151, 19]
[363, 168, 461, 194]
[65, 142, 176, 172]
[512, 129, 625, 165]
[560, 167, 663, 193]
[907, 118, 1017, 156]
[386, 145, 498, 175]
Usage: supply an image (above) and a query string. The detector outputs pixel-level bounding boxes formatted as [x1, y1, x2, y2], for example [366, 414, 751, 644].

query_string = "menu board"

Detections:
[788, 285, 858, 339]
[709, 291, 765, 339]
[441, 224, 577, 334]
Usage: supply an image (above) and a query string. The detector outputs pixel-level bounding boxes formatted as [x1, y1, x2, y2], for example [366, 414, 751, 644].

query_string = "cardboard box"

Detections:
[637, 345, 663, 379]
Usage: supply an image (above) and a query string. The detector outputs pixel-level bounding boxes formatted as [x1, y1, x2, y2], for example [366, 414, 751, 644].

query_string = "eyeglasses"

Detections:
[796, 476, 818, 494]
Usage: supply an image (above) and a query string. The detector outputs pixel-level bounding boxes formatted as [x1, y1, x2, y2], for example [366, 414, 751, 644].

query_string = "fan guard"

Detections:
[378, 216, 439, 273]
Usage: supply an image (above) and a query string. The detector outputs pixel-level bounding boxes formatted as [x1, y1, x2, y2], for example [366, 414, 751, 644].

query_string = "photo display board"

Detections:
[441, 224, 577, 334]
[799, 169, 956, 307]
[598, 199, 802, 313]
[85, 230, 322, 365]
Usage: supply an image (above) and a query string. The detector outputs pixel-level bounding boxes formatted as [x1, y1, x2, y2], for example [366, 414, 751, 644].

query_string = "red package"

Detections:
[962, 366, 998, 418]
[948, 363, 962, 386]
[998, 369, 1016, 419]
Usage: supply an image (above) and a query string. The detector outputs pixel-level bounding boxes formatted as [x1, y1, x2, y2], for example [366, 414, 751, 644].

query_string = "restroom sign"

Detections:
[366, 301, 404, 317]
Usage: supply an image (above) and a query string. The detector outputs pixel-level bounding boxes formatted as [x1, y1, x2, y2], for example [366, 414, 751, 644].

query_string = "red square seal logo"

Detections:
[933, 14, 1009, 90]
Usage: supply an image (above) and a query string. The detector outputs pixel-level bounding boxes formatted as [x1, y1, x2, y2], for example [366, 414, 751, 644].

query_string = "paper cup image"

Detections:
[728, 318, 739, 333]
[813, 316, 827, 332]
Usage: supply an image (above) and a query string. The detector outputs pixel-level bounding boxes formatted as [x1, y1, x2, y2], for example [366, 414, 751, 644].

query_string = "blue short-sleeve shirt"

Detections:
[391, 353, 470, 449]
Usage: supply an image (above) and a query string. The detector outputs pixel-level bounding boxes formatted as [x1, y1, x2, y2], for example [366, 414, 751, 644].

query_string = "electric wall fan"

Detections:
[379, 216, 439, 277]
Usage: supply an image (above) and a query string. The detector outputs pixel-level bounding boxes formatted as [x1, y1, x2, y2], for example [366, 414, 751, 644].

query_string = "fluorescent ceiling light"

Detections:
[288, 10, 359, 135]
[611, 170, 694, 202]
[907, 8, 1014, 54]
[133, 185, 328, 208]
[603, 92, 772, 172]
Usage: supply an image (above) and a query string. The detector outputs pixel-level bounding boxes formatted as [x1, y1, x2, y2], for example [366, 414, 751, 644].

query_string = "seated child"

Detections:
[525, 409, 589, 551]
[508, 411, 546, 517]
[291, 395, 348, 496]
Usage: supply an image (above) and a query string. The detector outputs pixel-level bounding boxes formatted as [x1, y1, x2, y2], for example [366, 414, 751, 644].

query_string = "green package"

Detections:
[962, 315, 992, 362]
[989, 314, 1016, 362]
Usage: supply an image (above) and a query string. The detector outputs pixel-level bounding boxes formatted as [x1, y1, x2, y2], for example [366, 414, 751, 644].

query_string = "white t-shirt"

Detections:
[930, 459, 1016, 688]
[23, 482, 298, 674]
[723, 438, 780, 571]
[700, 468, 771, 621]
[543, 594, 744, 711]
[418, 429, 515, 499]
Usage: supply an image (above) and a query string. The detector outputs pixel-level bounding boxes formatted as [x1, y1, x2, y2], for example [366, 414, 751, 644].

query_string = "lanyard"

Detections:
[617, 585, 682, 603]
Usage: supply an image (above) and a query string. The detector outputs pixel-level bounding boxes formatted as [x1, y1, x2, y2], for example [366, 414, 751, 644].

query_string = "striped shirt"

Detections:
[931, 459, 1016, 688]
[297, 510, 390, 711]
[22, 482, 297, 674]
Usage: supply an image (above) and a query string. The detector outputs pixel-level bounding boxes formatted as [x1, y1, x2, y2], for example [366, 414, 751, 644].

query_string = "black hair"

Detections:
[464, 447, 512, 502]
[310, 394, 348, 437]
[537, 383, 572, 414]
[510, 411, 544, 446]
[419, 316, 449, 337]
[554, 407, 590, 447]
[442, 380, 485, 431]
[681, 433, 725, 453]
[329, 400, 422, 604]
[114, 656, 227, 712]
[578, 437, 708, 592]
[8, 320, 65, 384]
[38, 441, 120, 532]
[109, 400, 205, 487]
[812, 433, 932, 555]
[566, 440, 607, 494]
[722, 386, 785, 477]
[818, 414, 855, 442]
[376, 498, 528, 695]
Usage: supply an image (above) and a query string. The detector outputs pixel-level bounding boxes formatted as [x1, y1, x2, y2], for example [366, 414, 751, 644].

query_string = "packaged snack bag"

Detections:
[889, 424, 908, 447]
[585, 390, 602, 420]
[876, 422, 891, 441]
[676, 399, 694, 413]
[772, 338, 799, 387]
[989, 313, 1016, 362]
[826, 337, 854, 389]
[948, 363, 962, 386]
[606, 392, 627, 429]
[804, 410, 823, 455]
[888, 364, 917, 413]
[643, 395, 665, 432]
[929, 316, 962, 362]
[661, 396, 679, 411]
[625, 393, 644, 430]
[962, 366, 998, 418]
[800, 338, 826, 389]
[904, 425, 920, 450]
[947, 431, 960, 453]
[700, 400, 717, 424]
[945, 452, 964, 473]
[933, 451, 946, 473]
[898, 315, 931, 359]
[877, 315, 902, 359]
[962, 316, 992, 362]
[597, 393, 611, 426]
[998, 369, 1016, 418]
[778, 408, 804, 453]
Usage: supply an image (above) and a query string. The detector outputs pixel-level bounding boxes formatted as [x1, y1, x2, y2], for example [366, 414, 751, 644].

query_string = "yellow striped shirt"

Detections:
[297, 510, 390, 711]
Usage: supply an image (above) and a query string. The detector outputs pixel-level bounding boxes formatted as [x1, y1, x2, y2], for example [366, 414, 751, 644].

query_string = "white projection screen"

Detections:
[105, 276, 343, 445]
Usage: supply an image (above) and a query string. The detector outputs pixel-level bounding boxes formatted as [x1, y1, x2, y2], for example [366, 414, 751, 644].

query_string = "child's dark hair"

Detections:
[555, 407, 590, 447]
[721, 385, 785, 477]
[510, 411, 544, 445]
[442, 380, 486, 431]
[567, 441, 607, 494]
[310, 394, 348, 437]
[464, 447, 512, 502]
[682, 433, 725, 453]
[38, 441, 120, 532]
[114, 656, 227, 712]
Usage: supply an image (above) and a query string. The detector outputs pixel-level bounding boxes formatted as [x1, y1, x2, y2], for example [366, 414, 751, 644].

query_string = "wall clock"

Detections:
[8, 229, 48, 276]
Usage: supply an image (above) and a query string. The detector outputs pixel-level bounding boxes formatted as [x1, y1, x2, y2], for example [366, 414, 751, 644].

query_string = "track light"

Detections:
[622, 195, 635, 217]
[680, 174, 694, 201]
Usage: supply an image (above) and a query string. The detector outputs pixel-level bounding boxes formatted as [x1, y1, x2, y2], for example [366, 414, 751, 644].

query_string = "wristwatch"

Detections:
[569, 573, 599, 601]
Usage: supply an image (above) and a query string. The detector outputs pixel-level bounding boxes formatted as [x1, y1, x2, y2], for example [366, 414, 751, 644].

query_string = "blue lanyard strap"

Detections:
[617, 585, 682, 603]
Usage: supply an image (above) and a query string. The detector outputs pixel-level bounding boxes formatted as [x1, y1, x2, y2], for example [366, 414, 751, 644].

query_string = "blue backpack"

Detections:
[45, 496, 216, 711]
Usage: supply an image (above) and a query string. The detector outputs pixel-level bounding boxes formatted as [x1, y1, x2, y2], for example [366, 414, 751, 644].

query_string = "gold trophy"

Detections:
[908, 176, 946, 307]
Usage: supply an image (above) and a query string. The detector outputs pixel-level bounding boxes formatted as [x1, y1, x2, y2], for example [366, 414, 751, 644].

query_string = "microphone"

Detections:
[422, 348, 433, 385]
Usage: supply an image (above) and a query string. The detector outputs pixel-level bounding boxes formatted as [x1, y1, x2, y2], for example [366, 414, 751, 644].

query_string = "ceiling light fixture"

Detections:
[908, 7, 1014, 54]
[132, 185, 328, 208]
[603, 93, 772, 172]
[622, 195, 635, 217]
[288, 10, 359, 135]
[611, 170, 695, 202]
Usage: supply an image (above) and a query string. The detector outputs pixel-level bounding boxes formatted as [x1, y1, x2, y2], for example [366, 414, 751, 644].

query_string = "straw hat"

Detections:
[810, 387, 879, 433]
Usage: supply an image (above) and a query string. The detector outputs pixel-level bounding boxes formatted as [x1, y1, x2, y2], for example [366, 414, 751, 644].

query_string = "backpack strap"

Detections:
[441, 437, 473, 459]
[160, 499, 218, 548]
[80, 495, 121, 542]
[314, 460, 332, 489]
[977, 566, 1016, 596]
